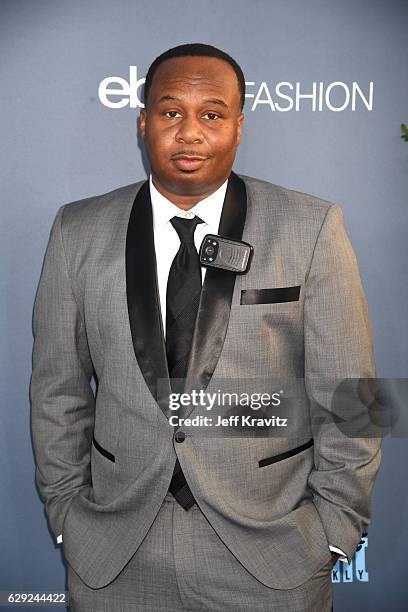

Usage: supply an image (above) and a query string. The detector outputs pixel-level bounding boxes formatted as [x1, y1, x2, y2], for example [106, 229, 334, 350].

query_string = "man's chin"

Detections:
[152, 165, 228, 197]
[166, 172, 215, 195]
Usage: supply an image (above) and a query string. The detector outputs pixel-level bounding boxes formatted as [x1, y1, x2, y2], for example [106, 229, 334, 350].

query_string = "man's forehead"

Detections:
[151, 56, 237, 90]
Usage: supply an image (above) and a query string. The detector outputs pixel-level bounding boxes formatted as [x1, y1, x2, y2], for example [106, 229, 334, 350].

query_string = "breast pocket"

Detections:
[240, 286, 301, 305]
[258, 438, 313, 467]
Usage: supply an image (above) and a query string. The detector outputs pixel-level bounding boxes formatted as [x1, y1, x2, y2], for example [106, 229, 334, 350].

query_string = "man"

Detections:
[30, 43, 381, 611]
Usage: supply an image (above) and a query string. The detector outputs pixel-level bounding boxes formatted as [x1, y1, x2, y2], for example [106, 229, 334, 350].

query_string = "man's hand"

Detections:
[330, 552, 341, 567]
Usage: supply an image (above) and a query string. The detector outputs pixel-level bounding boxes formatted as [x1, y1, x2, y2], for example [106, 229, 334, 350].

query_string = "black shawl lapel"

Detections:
[183, 171, 247, 414]
[125, 180, 172, 422]
[126, 172, 247, 424]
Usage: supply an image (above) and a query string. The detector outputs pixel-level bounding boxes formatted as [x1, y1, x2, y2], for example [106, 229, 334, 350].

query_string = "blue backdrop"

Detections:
[1, 0, 407, 610]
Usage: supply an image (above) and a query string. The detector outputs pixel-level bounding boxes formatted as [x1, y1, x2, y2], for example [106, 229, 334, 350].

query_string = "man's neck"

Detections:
[150, 175, 229, 210]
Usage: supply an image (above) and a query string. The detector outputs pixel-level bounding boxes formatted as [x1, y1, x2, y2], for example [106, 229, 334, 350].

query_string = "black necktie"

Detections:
[166, 216, 204, 382]
[166, 215, 204, 510]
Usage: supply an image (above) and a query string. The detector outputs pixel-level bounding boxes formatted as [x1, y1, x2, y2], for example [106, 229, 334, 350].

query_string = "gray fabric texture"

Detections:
[30, 174, 381, 593]
[67, 493, 333, 611]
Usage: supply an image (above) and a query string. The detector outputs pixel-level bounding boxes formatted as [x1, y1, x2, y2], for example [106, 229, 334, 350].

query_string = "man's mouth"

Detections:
[171, 154, 209, 172]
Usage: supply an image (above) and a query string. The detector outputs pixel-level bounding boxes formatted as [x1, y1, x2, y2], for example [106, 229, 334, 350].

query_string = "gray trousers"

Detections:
[67, 492, 333, 611]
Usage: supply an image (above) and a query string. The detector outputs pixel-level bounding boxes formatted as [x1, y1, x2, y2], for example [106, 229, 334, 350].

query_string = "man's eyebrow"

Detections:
[157, 95, 229, 109]
[157, 95, 179, 104]
[203, 98, 229, 109]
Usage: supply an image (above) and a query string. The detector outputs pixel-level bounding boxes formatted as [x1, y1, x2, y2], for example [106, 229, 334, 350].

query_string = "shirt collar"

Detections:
[149, 174, 228, 231]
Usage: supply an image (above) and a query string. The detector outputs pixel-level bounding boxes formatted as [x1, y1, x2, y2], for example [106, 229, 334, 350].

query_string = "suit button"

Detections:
[174, 431, 185, 443]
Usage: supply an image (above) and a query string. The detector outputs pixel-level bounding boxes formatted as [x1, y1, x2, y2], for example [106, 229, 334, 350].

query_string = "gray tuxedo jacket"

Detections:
[30, 172, 381, 590]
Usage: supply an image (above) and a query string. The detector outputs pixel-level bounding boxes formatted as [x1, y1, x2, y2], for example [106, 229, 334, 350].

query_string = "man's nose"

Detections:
[175, 116, 204, 144]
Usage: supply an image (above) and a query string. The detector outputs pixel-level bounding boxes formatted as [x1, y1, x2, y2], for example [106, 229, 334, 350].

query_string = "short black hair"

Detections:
[144, 43, 245, 111]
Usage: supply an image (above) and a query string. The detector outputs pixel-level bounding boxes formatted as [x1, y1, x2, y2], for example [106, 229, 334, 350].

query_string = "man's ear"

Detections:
[236, 112, 244, 146]
[139, 109, 146, 140]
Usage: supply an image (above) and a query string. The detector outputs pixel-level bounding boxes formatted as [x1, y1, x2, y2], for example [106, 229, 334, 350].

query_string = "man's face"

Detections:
[140, 56, 244, 201]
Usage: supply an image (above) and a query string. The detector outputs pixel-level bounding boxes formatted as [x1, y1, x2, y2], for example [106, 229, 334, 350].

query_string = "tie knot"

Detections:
[170, 216, 204, 244]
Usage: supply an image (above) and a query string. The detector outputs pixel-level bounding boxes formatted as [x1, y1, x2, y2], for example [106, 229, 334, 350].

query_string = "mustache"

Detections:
[171, 150, 211, 158]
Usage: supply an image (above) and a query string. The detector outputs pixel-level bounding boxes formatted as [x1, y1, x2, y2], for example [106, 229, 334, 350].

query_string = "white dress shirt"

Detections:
[150, 174, 227, 334]
[57, 174, 348, 562]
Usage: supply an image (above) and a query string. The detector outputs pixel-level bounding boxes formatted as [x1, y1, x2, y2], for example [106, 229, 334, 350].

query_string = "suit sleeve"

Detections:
[304, 204, 381, 563]
[30, 205, 95, 540]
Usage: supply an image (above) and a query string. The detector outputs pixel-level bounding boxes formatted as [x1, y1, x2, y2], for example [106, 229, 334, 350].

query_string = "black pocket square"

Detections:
[240, 285, 301, 305]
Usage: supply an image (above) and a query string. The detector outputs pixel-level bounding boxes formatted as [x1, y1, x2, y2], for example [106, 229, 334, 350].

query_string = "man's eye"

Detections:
[164, 111, 182, 118]
[203, 112, 219, 120]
